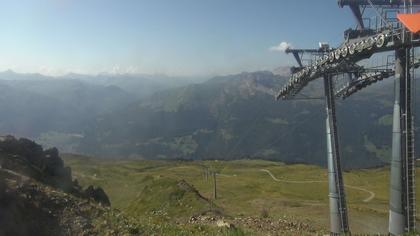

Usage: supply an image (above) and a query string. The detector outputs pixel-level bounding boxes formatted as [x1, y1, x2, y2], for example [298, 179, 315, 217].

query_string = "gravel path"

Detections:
[260, 169, 375, 203]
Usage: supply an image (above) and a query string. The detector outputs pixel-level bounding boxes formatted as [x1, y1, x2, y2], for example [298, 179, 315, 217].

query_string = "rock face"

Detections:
[43, 147, 64, 175]
[0, 135, 44, 166]
[0, 136, 73, 191]
[0, 168, 141, 236]
[0, 136, 136, 236]
[0, 135, 110, 205]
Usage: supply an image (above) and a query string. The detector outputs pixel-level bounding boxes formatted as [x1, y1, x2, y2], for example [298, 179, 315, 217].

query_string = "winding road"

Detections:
[259, 169, 375, 203]
[165, 165, 375, 203]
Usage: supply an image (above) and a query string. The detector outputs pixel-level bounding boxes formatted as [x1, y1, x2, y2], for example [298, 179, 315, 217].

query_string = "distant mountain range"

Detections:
[0, 70, 204, 99]
[61, 72, 207, 99]
[78, 71, 419, 168]
[0, 70, 196, 152]
[0, 70, 418, 168]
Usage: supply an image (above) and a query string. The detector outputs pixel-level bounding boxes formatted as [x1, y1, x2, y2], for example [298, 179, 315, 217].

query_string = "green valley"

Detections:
[63, 154, 420, 235]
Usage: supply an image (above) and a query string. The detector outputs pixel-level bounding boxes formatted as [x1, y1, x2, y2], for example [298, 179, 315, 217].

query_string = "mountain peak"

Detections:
[2, 69, 17, 75]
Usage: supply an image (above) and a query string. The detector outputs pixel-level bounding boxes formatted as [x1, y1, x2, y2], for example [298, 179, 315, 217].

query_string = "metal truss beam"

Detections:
[277, 31, 420, 100]
[338, 0, 420, 7]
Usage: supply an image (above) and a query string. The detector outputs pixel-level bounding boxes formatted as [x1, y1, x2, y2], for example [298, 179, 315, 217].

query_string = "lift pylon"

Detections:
[276, 2, 420, 234]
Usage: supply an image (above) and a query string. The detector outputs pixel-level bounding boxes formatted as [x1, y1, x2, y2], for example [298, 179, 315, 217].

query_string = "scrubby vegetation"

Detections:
[64, 154, 420, 235]
[1, 136, 419, 235]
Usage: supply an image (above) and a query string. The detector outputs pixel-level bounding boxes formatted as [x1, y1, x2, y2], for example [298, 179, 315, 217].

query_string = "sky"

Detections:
[0, 0, 356, 77]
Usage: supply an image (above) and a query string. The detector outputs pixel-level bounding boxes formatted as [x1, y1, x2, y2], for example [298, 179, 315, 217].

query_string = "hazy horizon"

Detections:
[0, 66, 291, 79]
[0, 0, 354, 77]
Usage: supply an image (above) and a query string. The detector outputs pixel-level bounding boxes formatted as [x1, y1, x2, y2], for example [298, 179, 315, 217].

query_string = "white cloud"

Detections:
[269, 41, 292, 52]
[38, 66, 70, 76]
[109, 65, 141, 75]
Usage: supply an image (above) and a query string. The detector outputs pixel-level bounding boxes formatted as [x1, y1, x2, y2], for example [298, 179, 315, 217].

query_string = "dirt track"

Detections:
[259, 169, 375, 203]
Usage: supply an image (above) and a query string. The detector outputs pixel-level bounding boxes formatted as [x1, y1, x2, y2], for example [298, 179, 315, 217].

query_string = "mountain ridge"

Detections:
[78, 71, 416, 168]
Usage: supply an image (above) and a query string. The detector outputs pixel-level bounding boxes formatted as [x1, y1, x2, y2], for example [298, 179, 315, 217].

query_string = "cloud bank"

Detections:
[269, 41, 292, 52]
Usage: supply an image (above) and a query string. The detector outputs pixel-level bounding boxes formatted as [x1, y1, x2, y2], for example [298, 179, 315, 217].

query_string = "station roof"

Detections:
[397, 13, 420, 33]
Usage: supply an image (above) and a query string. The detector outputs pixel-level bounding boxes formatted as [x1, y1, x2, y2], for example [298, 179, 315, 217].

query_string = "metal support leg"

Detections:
[389, 47, 416, 235]
[324, 75, 350, 235]
[389, 49, 405, 235]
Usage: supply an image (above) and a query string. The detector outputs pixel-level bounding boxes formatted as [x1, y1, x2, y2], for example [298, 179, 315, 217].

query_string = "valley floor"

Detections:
[63, 154, 420, 235]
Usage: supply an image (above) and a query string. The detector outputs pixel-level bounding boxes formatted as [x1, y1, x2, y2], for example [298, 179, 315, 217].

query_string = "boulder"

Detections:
[83, 186, 111, 206]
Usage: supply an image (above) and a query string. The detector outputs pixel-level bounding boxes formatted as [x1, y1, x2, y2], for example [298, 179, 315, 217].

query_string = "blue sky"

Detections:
[0, 0, 356, 76]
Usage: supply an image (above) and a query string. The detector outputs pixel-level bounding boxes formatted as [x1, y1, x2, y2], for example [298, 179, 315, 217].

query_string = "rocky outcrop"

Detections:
[0, 135, 110, 205]
[0, 168, 141, 236]
[83, 186, 111, 206]
[0, 136, 73, 192]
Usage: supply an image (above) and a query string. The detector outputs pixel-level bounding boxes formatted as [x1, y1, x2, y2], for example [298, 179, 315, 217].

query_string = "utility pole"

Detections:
[203, 166, 209, 181]
[213, 171, 217, 200]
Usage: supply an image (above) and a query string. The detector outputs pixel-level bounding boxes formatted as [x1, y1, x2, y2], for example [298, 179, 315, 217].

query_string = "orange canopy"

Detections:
[397, 12, 420, 33]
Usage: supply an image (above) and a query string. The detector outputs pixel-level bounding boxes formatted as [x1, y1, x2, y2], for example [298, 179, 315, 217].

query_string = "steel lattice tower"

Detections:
[275, 1, 420, 234]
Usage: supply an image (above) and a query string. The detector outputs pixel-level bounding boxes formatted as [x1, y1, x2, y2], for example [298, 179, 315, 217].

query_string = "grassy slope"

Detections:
[63, 154, 420, 235]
